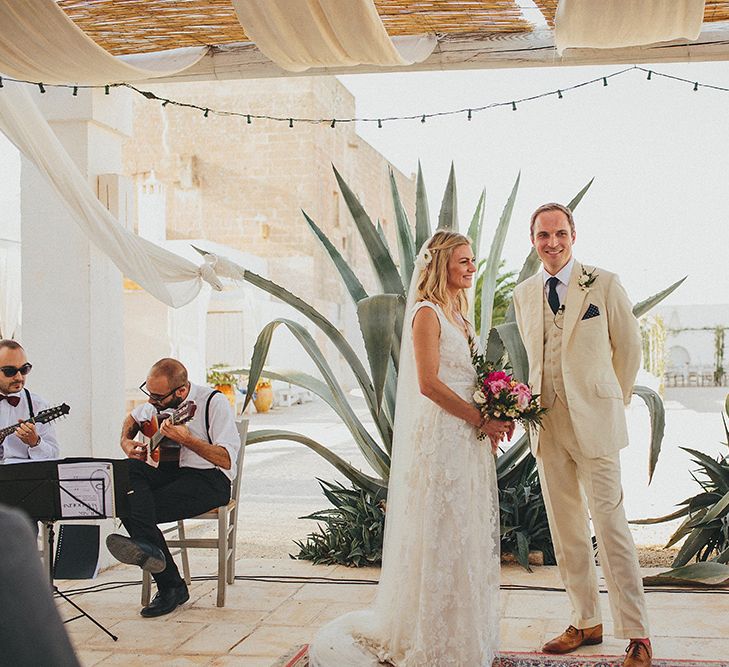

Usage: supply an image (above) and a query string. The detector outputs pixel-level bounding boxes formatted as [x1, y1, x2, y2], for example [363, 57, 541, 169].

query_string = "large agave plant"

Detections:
[195, 164, 681, 524]
[633, 395, 729, 586]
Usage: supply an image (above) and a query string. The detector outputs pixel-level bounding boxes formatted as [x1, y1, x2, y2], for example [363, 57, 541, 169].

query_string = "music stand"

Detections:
[0, 458, 132, 642]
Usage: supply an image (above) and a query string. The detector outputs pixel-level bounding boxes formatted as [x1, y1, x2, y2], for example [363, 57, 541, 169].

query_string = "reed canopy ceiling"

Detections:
[56, 0, 729, 57]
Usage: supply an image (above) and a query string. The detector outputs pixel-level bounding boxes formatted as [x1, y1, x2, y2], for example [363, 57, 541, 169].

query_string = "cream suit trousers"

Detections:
[536, 397, 650, 638]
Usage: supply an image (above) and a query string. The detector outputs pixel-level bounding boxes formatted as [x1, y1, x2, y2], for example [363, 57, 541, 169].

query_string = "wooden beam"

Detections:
[147, 22, 729, 84]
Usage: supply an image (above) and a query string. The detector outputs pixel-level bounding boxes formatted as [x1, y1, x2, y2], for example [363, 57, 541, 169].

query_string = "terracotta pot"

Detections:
[253, 386, 274, 413]
[215, 383, 236, 407]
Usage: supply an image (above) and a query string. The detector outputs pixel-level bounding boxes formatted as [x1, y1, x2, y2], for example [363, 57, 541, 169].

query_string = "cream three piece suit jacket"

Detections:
[513, 261, 641, 457]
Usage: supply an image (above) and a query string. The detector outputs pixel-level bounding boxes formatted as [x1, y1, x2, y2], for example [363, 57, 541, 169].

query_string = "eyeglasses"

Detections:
[0, 363, 33, 378]
[138, 382, 184, 403]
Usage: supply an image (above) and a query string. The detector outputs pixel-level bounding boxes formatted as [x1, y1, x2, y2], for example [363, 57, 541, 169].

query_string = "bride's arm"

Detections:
[413, 308, 508, 445]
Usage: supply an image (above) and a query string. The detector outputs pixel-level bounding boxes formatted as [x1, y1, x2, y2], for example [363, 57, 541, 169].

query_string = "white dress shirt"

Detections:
[542, 256, 575, 309]
[0, 389, 61, 461]
[131, 382, 240, 481]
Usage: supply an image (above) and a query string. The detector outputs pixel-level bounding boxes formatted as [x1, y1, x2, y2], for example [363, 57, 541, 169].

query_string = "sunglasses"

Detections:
[138, 382, 184, 403]
[0, 363, 33, 378]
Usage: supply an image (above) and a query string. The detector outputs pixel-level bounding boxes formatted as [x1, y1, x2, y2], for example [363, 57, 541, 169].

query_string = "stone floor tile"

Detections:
[263, 599, 330, 627]
[503, 592, 570, 619]
[500, 564, 564, 588]
[209, 656, 275, 667]
[499, 618, 546, 652]
[651, 606, 729, 638]
[229, 625, 313, 657]
[193, 580, 297, 613]
[76, 649, 114, 666]
[168, 607, 268, 626]
[235, 558, 339, 578]
[652, 635, 729, 661]
[328, 564, 380, 581]
[96, 654, 211, 666]
[309, 601, 368, 625]
[83, 619, 198, 652]
[174, 621, 258, 655]
[291, 581, 376, 604]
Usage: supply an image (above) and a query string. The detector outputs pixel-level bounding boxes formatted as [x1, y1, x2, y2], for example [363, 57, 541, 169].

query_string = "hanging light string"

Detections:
[0, 65, 727, 126]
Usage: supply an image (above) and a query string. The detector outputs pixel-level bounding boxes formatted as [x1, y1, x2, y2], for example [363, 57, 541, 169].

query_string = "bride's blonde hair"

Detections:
[416, 230, 473, 327]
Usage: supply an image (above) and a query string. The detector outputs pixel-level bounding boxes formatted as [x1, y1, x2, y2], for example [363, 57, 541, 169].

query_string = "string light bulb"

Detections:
[467, 109, 472, 120]
[38, 83, 46, 94]
[557, 89, 563, 99]
[72, 86, 78, 96]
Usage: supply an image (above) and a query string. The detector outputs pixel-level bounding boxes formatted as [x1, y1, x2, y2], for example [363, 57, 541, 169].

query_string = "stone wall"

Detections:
[123, 77, 416, 306]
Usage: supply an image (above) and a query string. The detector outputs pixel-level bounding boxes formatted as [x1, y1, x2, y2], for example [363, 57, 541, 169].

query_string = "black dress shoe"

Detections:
[140, 583, 189, 618]
[106, 534, 166, 573]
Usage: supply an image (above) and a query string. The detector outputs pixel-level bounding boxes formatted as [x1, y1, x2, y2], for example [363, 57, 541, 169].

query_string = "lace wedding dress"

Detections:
[309, 299, 500, 667]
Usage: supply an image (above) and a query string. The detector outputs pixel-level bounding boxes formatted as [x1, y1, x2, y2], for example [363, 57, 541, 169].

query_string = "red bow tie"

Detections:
[0, 395, 20, 407]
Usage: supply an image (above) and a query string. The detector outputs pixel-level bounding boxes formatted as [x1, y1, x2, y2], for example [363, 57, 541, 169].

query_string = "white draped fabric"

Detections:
[0, 0, 207, 85]
[555, 0, 705, 55]
[0, 83, 221, 308]
[0, 242, 21, 338]
[232, 0, 436, 72]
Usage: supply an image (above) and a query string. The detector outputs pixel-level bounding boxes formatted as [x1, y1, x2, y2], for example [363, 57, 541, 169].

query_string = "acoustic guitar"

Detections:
[139, 401, 197, 465]
[0, 403, 71, 444]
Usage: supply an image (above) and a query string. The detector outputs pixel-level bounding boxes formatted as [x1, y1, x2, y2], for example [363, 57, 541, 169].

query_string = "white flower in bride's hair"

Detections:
[422, 249, 433, 265]
[473, 390, 486, 405]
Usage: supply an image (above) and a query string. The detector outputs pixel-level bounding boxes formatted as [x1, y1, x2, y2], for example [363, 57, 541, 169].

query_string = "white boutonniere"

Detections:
[578, 266, 598, 292]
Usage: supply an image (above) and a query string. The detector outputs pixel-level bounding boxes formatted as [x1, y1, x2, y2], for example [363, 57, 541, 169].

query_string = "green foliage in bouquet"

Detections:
[293, 480, 386, 567]
[195, 164, 682, 569]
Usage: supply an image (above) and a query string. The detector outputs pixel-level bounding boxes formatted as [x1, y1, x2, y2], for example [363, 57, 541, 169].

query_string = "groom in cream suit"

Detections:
[513, 203, 651, 667]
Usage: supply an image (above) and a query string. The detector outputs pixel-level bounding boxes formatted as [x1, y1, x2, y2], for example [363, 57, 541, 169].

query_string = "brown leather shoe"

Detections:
[542, 624, 603, 653]
[623, 639, 652, 667]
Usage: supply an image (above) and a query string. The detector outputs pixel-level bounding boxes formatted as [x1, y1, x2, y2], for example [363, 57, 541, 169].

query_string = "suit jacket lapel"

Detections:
[524, 274, 544, 376]
[562, 260, 587, 345]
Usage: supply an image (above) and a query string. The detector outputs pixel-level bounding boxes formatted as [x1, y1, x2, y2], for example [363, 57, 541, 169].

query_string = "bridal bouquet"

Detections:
[471, 347, 547, 439]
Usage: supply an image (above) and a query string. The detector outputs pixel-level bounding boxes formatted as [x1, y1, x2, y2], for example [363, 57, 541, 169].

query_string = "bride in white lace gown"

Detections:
[310, 231, 509, 667]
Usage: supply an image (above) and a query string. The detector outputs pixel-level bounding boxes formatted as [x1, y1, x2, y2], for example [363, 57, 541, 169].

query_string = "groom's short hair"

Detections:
[530, 203, 575, 238]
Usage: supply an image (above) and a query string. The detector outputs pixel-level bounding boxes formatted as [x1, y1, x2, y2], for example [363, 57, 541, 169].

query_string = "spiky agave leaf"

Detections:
[643, 561, 729, 586]
[389, 167, 416, 289]
[332, 165, 404, 297]
[479, 173, 520, 346]
[357, 295, 401, 413]
[193, 247, 393, 445]
[415, 161, 431, 253]
[302, 210, 368, 304]
[633, 277, 687, 318]
[467, 190, 486, 322]
[632, 385, 666, 484]
[437, 162, 458, 230]
[244, 318, 390, 479]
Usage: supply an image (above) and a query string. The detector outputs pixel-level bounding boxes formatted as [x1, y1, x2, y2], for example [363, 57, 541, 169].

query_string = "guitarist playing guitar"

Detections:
[0, 339, 62, 461]
[108, 358, 241, 618]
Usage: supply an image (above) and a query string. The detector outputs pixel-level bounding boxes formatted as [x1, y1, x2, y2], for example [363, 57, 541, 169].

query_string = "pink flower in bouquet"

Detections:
[485, 370, 510, 384]
[511, 383, 532, 409]
[488, 378, 511, 395]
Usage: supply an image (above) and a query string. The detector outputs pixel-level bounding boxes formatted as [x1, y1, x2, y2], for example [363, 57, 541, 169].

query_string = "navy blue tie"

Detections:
[547, 276, 560, 315]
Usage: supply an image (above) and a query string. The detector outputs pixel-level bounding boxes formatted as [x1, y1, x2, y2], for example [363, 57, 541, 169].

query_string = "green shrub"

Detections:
[294, 480, 386, 567]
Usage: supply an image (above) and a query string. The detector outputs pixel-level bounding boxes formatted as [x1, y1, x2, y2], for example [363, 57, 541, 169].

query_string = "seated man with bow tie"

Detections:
[0, 339, 60, 461]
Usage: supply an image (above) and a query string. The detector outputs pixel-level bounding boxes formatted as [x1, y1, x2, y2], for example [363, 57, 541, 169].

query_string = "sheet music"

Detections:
[57, 462, 114, 518]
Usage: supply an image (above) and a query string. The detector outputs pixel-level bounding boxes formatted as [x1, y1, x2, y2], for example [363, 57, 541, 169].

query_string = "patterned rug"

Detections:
[276, 646, 729, 667]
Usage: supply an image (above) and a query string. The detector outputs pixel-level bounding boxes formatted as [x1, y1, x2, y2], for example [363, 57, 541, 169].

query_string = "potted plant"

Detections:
[253, 378, 273, 413]
[206, 365, 237, 406]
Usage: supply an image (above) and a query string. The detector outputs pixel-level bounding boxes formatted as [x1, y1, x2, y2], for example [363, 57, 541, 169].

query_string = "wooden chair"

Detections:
[141, 418, 248, 607]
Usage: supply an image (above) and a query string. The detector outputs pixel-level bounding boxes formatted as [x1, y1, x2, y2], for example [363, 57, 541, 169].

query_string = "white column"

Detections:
[20, 87, 133, 459]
